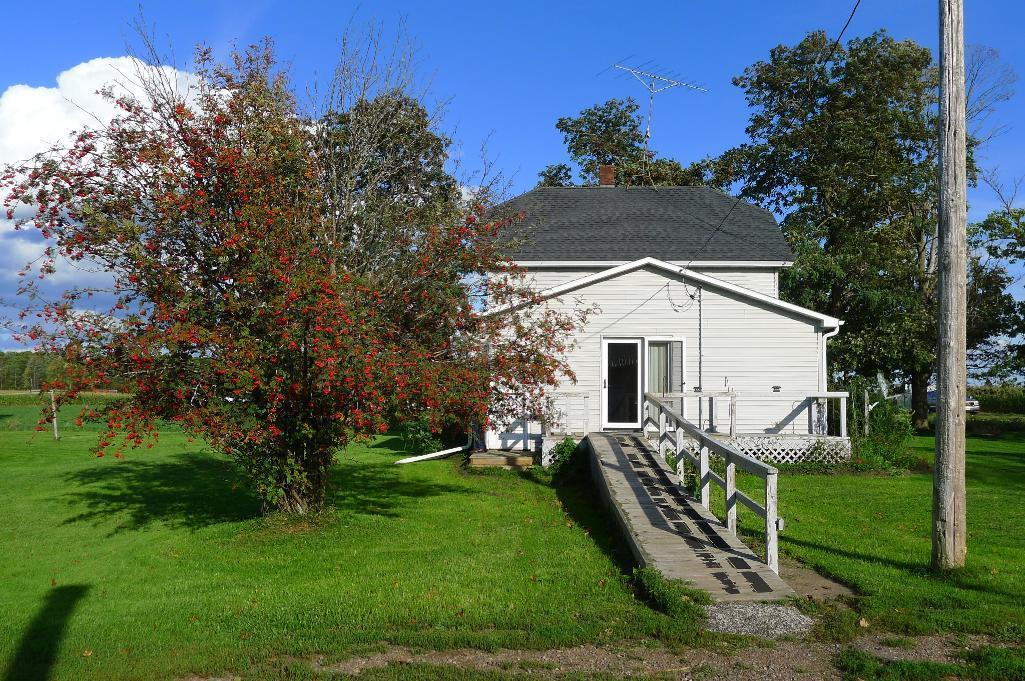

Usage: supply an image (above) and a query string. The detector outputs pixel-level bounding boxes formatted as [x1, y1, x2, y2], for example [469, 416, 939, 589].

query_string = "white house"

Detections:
[486, 174, 850, 464]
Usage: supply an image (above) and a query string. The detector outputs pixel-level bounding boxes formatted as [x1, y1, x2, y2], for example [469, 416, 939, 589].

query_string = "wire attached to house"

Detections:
[667, 0, 864, 310]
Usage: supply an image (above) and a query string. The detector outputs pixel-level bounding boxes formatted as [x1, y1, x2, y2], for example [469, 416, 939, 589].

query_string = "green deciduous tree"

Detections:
[3, 40, 582, 514]
[541, 97, 711, 188]
[723, 29, 1020, 428]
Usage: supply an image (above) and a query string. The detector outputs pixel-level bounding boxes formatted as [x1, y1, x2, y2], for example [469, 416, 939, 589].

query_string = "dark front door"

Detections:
[603, 339, 641, 427]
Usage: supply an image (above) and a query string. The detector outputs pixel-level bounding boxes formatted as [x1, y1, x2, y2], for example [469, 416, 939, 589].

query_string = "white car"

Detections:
[927, 390, 981, 413]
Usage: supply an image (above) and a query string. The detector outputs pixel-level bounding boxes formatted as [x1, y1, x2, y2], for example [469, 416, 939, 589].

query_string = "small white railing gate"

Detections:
[644, 392, 783, 573]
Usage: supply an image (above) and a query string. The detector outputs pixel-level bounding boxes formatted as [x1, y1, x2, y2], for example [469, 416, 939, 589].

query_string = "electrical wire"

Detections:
[668, 0, 864, 309]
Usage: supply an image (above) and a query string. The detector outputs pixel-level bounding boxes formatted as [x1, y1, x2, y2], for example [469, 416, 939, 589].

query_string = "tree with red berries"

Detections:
[2, 41, 583, 514]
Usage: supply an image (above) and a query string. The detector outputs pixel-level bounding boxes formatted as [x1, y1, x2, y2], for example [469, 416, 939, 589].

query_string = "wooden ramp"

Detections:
[586, 432, 794, 602]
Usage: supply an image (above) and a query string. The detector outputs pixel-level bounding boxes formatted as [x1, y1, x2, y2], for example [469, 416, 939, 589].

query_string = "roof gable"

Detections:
[491, 257, 841, 329]
[493, 186, 794, 263]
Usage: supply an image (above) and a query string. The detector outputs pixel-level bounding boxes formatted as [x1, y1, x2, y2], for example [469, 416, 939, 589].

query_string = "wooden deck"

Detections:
[586, 432, 794, 602]
[469, 452, 535, 470]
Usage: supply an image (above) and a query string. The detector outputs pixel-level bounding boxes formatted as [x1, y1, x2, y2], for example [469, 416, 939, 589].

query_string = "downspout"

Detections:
[395, 434, 473, 465]
[697, 287, 703, 391]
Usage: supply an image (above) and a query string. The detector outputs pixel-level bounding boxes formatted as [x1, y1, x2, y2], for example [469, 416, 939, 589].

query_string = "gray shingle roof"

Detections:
[492, 186, 794, 263]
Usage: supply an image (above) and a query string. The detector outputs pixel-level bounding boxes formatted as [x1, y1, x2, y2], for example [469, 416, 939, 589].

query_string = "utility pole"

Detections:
[933, 0, 968, 570]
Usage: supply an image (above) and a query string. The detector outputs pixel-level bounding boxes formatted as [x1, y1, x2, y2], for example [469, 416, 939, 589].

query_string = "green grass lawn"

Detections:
[4, 400, 1025, 680]
[729, 430, 1025, 639]
[0, 405, 699, 681]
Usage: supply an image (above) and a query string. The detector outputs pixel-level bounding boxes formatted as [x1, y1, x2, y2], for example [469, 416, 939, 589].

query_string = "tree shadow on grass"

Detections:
[777, 534, 1025, 604]
[513, 466, 638, 574]
[60, 452, 261, 533]
[62, 447, 473, 532]
[3, 585, 89, 681]
[326, 458, 471, 517]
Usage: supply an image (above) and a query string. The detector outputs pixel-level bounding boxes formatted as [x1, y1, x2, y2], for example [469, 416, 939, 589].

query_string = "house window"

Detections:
[647, 341, 684, 394]
[648, 342, 670, 394]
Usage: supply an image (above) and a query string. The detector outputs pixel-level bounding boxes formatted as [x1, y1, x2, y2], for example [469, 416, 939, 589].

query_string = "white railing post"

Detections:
[674, 428, 685, 475]
[725, 457, 737, 534]
[658, 405, 667, 457]
[729, 393, 737, 437]
[699, 442, 710, 510]
[839, 395, 848, 438]
[522, 398, 529, 452]
[765, 471, 779, 573]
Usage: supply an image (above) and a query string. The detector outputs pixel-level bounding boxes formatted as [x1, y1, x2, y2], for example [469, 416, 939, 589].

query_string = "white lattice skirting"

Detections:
[724, 435, 852, 465]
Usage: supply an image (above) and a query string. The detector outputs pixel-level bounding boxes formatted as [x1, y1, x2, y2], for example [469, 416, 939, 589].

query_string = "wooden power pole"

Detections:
[933, 0, 968, 570]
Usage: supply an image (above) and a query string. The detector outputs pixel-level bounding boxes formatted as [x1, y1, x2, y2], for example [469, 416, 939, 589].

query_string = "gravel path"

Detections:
[703, 602, 815, 639]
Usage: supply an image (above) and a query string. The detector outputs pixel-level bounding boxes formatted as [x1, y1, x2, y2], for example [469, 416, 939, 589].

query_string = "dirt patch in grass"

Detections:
[779, 555, 856, 601]
[852, 633, 989, 664]
[312, 642, 833, 679]
[308, 634, 995, 679]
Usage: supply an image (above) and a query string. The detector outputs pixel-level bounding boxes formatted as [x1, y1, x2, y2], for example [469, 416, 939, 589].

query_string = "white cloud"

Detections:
[0, 58, 201, 347]
[0, 56, 199, 167]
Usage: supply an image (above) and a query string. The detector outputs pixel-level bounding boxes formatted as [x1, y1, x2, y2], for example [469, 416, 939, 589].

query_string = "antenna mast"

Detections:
[612, 63, 706, 157]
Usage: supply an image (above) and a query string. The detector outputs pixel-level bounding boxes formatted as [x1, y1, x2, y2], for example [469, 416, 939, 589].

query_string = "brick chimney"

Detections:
[598, 164, 615, 187]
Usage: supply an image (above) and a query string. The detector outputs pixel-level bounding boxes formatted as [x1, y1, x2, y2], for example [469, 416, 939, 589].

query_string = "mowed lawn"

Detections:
[735, 430, 1025, 638]
[0, 405, 689, 681]
[4, 400, 1025, 680]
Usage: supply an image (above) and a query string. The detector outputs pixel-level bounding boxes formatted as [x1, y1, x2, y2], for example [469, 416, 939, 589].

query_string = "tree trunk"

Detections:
[911, 369, 931, 431]
[266, 450, 331, 515]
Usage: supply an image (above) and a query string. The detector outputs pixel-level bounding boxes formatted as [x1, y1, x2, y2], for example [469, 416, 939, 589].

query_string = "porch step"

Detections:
[469, 452, 536, 469]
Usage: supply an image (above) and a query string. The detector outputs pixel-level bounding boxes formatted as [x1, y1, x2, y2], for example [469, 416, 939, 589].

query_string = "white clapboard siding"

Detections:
[689, 268, 779, 298]
[523, 268, 603, 291]
[535, 265, 820, 434]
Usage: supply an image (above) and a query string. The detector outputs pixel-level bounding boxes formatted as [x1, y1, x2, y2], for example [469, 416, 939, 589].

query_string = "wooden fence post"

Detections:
[699, 442, 710, 510]
[50, 389, 59, 441]
[765, 472, 779, 573]
[864, 389, 870, 436]
[725, 457, 737, 534]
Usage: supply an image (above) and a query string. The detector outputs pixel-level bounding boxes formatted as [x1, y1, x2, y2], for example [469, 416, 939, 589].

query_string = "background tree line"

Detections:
[538, 29, 1025, 429]
[0, 352, 67, 391]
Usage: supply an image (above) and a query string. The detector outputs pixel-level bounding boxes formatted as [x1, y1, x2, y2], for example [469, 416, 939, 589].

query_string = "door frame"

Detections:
[601, 337, 643, 429]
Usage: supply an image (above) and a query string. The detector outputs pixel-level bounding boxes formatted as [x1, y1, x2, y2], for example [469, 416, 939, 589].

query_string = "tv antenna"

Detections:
[611, 63, 706, 157]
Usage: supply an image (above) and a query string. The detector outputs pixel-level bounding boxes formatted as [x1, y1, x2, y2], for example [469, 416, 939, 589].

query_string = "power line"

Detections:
[825, 0, 863, 65]
[674, 0, 864, 296]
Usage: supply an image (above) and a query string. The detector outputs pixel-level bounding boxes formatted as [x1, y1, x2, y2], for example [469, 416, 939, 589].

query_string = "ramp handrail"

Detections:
[644, 392, 782, 573]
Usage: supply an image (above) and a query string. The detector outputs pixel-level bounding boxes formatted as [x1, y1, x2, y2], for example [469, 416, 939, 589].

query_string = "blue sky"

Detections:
[2, 1, 1024, 210]
[0, 1, 1023, 350]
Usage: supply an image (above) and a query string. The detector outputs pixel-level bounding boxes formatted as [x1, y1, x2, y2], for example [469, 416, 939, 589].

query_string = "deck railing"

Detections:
[643, 392, 782, 573]
[646, 390, 849, 438]
[544, 389, 592, 436]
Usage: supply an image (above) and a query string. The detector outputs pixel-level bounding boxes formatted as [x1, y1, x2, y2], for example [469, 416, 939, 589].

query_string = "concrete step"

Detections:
[469, 452, 536, 469]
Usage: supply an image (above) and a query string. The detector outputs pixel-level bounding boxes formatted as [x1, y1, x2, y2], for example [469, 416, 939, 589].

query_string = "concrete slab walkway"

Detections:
[587, 432, 794, 602]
